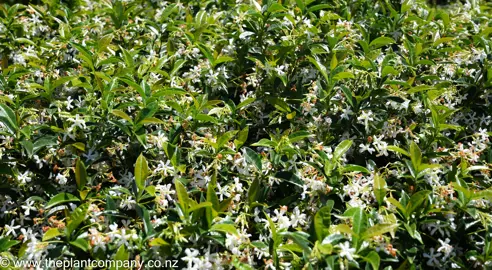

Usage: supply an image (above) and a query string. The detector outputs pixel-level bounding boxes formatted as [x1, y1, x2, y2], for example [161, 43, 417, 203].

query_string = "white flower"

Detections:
[290, 206, 307, 227]
[357, 110, 374, 132]
[4, 220, 21, 237]
[82, 148, 99, 161]
[68, 114, 87, 130]
[153, 131, 169, 148]
[359, 143, 375, 154]
[233, 177, 243, 193]
[338, 241, 356, 261]
[19, 227, 36, 243]
[21, 200, 36, 216]
[182, 248, 200, 269]
[56, 173, 68, 185]
[33, 155, 45, 169]
[340, 107, 353, 120]
[157, 183, 175, 200]
[66, 96, 74, 110]
[437, 238, 454, 260]
[120, 196, 136, 210]
[275, 65, 288, 76]
[18, 170, 32, 184]
[423, 247, 441, 267]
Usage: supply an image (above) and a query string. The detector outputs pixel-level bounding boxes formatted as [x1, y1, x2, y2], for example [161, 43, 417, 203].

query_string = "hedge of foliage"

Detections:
[1, 0, 492, 269]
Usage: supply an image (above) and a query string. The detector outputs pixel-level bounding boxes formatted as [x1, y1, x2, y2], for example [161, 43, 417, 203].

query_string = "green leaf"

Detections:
[138, 117, 165, 125]
[333, 71, 354, 81]
[281, 231, 312, 253]
[340, 85, 354, 108]
[175, 180, 189, 218]
[42, 228, 63, 242]
[279, 243, 304, 253]
[244, 147, 262, 171]
[0, 104, 18, 135]
[408, 85, 434, 94]
[66, 203, 89, 236]
[234, 126, 249, 149]
[433, 37, 454, 47]
[266, 97, 291, 113]
[70, 238, 89, 252]
[314, 201, 334, 241]
[382, 66, 398, 77]
[307, 56, 329, 83]
[207, 178, 219, 211]
[251, 139, 276, 148]
[403, 222, 423, 243]
[170, 59, 187, 77]
[349, 207, 366, 236]
[136, 204, 155, 235]
[217, 130, 238, 150]
[206, 181, 219, 228]
[342, 165, 370, 174]
[0, 237, 20, 252]
[236, 97, 256, 110]
[21, 141, 33, 157]
[409, 142, 422, 171]
[264, 211, 278, 246]
[474, 189, 492, 200]
[149, 237, 171, 247]
[361, 223, 398, 239]
[33, 136, 58, 154]
[134, 153, 149, 195]
[189, 202, 213, 212]
[75, 159, 87, 191]
[248, 178, 260, 205]
[288, 131, 312, 143]
[344, 207, 367, 247]
[267, 2, 286, 13]
[296, 0, 306, 12]
[363, 251, 380, 270]
[197, 43, 214, 65]
[373, 174, 387, 206]
[195, 114, 218, 123]
[369, 37, 395, 49]
[119, 77, 144, 97]
[211, 223, 239, 236]
[72, 142, 85, 152]
[15, 38, 36, 46]
[52, 76, 74, 90]
[308, 4, 332, 12]
[330, 53, 338, 70]
[97, 34, 113, 53]
[274, 171, 303, 187]
[111, 245, 129, 270]
[45, 193, 80, 209]
[386, 197, 406, 216]
[333, 140, 353, 161]
[387, 145, 410, 157]
[406, 190, 430, 217]
[111, 109, 133, 123]
[120, 47, 135, 69]
[214, 56, 235, 65]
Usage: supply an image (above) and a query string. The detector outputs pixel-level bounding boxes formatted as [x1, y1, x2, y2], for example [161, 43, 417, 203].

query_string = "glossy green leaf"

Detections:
[244, 147, 262, 171]
[75, 159, 87, 190]
[134, 153, 149, 195]
[0, 104, 18, 135]
[314, 201, 334, 241]
[45, 193, 80, 209]
[333, 140, 353, 161]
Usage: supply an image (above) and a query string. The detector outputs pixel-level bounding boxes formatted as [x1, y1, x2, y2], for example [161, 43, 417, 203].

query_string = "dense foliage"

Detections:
[1, 0, 492, 269]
